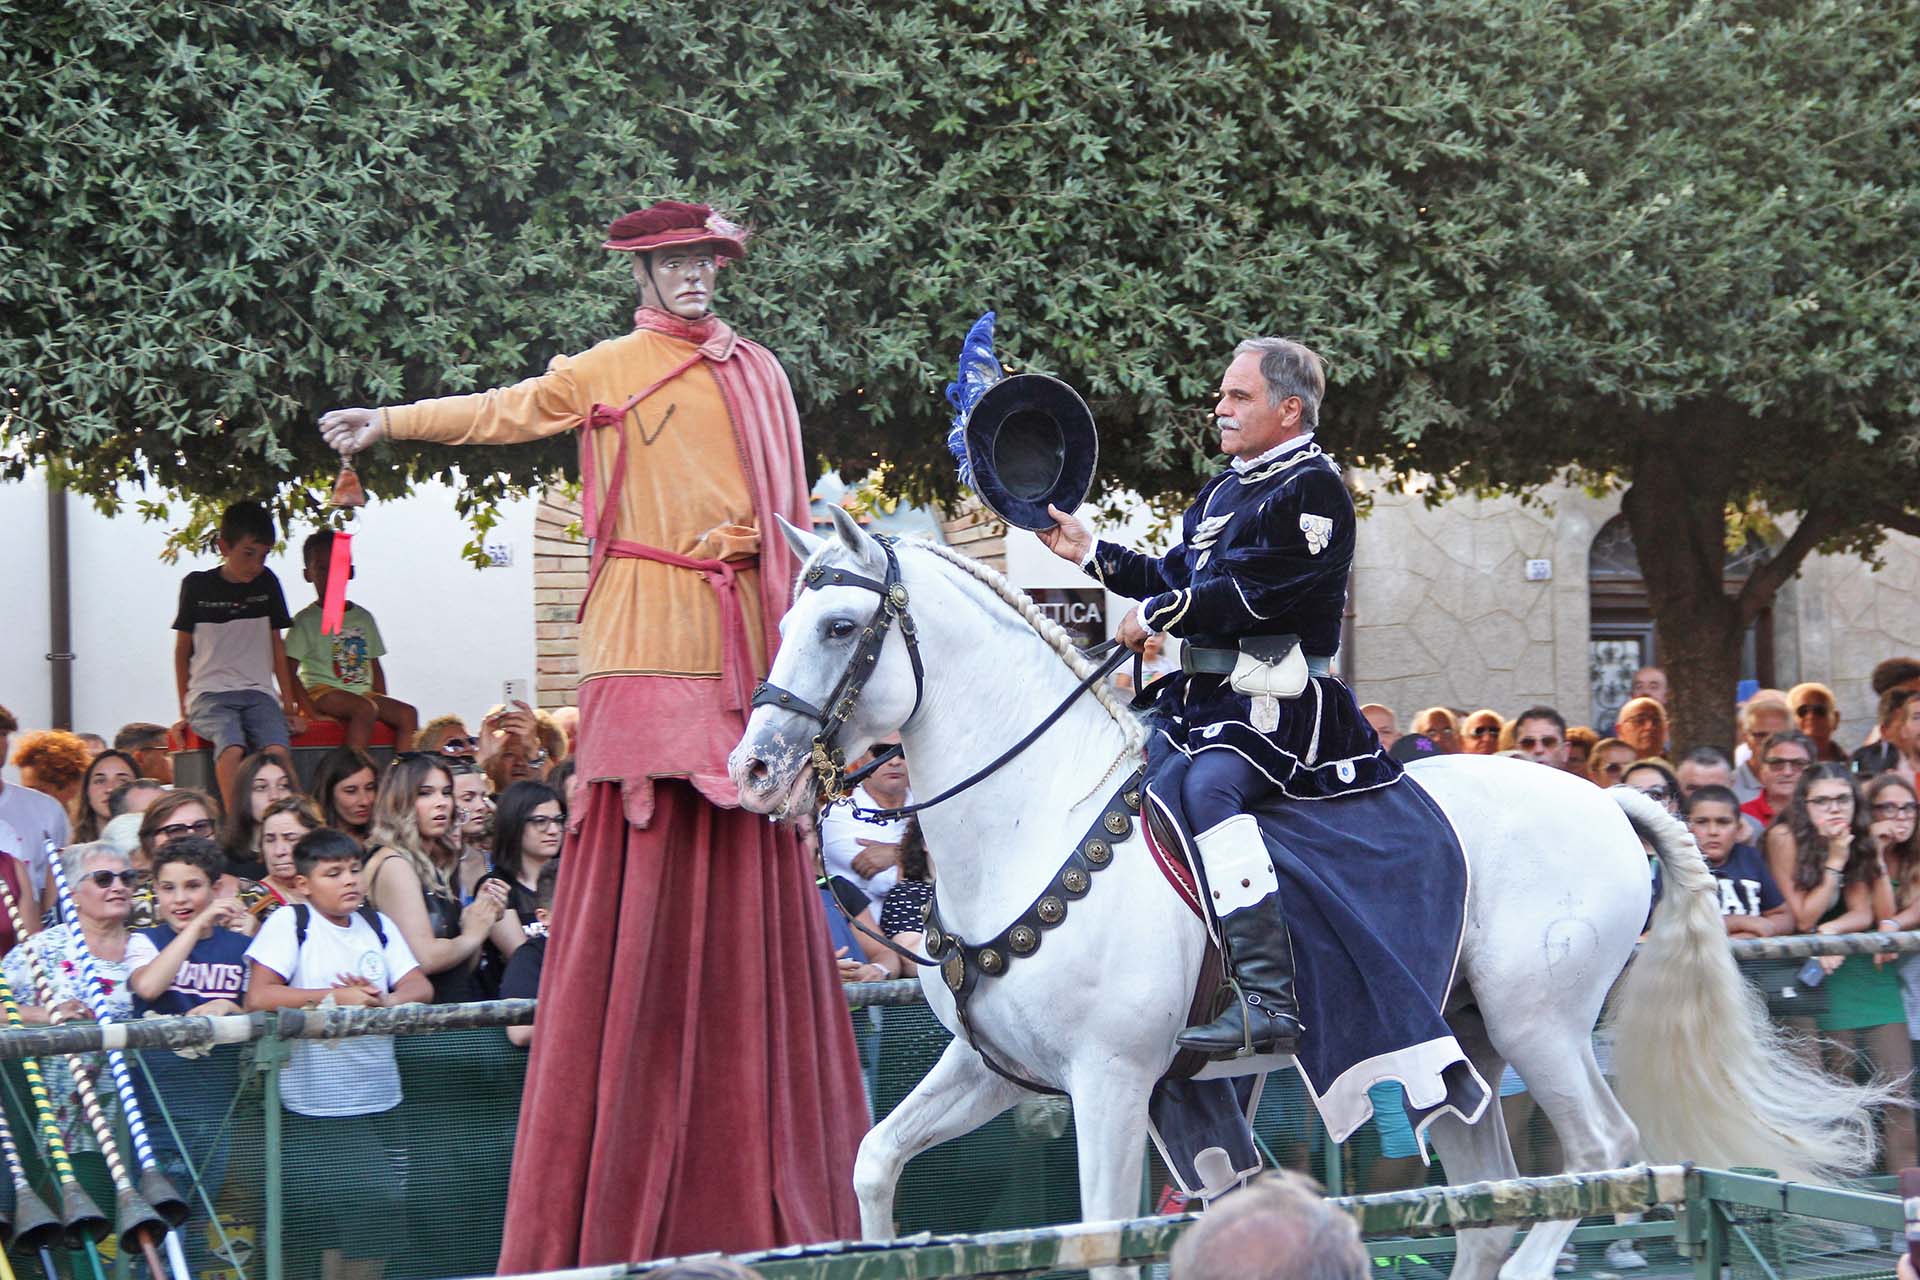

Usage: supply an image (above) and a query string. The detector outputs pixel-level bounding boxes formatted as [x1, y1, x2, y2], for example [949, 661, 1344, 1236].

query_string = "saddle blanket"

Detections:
[1146, 750, 1489, 1153]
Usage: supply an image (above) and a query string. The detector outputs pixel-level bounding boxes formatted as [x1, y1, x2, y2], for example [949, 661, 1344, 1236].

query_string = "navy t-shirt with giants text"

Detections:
[128, 925, 251, 1132]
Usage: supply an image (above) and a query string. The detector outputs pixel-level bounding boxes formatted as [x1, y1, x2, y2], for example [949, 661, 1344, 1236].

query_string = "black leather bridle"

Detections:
[750, 533, 926, 806]
[751, 534, 1133, 819]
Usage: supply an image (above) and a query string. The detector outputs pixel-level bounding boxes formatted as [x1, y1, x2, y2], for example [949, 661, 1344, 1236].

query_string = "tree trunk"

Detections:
[1619, 411, 1840, 758]
[1619, 419, 1744, 757]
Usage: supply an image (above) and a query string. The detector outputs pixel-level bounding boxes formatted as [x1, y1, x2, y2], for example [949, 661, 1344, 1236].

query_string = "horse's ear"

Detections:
[776, 513, 823, 561]
[826, 503, 884, 569]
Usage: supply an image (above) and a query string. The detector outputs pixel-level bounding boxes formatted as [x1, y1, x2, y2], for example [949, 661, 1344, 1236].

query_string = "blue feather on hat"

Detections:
[943, 311, 1003, 489]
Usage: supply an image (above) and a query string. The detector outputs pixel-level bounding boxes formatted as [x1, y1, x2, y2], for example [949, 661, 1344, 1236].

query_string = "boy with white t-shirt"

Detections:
[246, 828, 428, 1280]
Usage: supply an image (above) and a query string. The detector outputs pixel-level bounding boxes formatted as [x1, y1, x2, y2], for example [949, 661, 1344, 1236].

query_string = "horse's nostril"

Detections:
[747, 759, 771, 788]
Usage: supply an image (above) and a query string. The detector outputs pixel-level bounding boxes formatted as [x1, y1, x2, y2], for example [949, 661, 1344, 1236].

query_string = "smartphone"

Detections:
[502, 678, 530, 707]
[1797, 958, 1828, 989]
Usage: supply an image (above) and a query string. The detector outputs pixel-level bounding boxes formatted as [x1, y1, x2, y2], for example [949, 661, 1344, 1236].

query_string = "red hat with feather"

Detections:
[601, 200, 748, 261]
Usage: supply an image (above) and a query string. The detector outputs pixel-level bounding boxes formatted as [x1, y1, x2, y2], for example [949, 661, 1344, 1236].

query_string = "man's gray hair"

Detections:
[1235, 338, 1327, 432]
[62, 841, 130, 887]
[1170, 1170, 1367, 1280]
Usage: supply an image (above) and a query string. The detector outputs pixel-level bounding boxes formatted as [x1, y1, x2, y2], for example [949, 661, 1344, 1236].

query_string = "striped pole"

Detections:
[0, 877, 171, 1269]
[0, 1087, 65, 1255]
[0, 964, 108, 1259]
[41, 843, 187, 1225]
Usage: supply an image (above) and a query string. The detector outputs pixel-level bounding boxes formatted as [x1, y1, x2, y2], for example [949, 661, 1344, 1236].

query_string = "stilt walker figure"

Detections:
[319, 202, 866, 1267]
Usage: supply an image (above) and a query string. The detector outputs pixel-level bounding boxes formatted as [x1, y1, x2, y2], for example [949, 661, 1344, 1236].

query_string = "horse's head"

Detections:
[729, 504, 927, 815]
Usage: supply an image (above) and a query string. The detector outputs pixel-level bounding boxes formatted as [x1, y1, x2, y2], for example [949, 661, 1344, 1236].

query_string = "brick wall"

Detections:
[937, 496, 1005, 572]
[529, 488, 1005, 709]
[532, 493, 586, 709]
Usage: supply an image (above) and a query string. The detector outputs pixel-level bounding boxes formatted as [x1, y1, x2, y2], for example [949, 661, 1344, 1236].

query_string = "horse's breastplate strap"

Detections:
[925, 771, 1143, 998]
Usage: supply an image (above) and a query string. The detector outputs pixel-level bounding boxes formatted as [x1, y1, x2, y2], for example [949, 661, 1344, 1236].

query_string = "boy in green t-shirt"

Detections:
[285, 531, 420, 750]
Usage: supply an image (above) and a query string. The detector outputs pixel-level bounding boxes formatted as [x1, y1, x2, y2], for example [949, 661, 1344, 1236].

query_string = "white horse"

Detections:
[729, 507, 1883, 1280]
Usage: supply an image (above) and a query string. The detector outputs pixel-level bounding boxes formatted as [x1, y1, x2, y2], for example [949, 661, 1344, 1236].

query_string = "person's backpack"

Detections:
[291, 903, 388, 949]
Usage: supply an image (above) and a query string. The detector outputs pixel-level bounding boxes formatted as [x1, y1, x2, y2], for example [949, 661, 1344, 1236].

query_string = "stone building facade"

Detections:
[1343, 474, 1920, 738]
[530, 476, 1920, 745]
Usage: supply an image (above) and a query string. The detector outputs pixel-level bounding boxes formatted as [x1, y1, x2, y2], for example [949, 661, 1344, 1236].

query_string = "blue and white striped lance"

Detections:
[44, 841, 162, 1172]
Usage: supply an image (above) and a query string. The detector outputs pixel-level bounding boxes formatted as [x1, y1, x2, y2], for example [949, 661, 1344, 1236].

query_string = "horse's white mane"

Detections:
[801, 534, 1146, 752]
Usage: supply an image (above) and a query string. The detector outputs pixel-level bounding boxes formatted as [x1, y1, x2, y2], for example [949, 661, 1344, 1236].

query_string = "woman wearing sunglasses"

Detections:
[135, 789, 269, 930]
[1621, 759, 1683, 816]
[1, 842, 138, 1151]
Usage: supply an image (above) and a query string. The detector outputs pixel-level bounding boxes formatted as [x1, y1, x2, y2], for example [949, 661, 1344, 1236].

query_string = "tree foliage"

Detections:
[4, 0, 1919, 739]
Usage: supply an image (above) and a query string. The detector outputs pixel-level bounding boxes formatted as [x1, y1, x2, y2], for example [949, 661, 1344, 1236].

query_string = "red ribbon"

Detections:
[322, 531, 353, 635]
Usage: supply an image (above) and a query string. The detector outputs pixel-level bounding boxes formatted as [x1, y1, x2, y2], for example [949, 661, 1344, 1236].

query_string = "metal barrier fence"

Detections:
[513, 1165, 1906, 1280]
[0, 935, 1910, 1280]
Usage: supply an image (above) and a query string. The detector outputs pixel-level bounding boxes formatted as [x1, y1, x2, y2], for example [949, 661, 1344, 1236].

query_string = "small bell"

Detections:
[330, 455, 366, 509]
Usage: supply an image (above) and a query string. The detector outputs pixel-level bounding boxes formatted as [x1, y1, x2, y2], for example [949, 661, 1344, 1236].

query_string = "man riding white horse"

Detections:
[1040, 336, 1399, 1059]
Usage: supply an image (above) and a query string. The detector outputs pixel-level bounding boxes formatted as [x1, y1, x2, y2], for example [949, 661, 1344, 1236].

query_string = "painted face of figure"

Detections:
[1213, 350, 1301, 460]
[635, 247, 719, 320]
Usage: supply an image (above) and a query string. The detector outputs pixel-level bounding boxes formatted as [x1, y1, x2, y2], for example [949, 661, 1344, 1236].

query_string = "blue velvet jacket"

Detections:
[1090, 441, 1398, 799]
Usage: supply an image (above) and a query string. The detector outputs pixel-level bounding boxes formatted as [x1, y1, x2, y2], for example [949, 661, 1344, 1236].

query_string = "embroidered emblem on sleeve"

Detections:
[1191, 512, 1235, 572]
[1299, 513, 1333, 556]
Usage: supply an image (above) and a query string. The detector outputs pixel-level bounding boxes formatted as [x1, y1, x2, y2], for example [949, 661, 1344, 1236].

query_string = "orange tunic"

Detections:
[384, 327, 765, 682]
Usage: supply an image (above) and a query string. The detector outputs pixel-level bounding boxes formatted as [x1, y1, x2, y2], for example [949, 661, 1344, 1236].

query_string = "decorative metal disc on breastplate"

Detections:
[923, 923, 945, 956]
[942, 953, 966, 991]
[1104, 812, 1129, 836]
[1124, 789, 1141, 810]
[1009, 925, 1038, 955]
[1084, 839, 1111, 866]
[977, 948, 1004, 974]
[1037, 895, 1066, 925]
[1062, 867, 1090, 895]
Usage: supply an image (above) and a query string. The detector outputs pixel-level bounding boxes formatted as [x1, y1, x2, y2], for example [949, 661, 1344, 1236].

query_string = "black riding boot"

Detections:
[1176, 814, 1305, 1058]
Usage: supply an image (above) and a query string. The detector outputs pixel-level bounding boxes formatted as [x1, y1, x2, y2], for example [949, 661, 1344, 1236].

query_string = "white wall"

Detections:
[0, 469, 538, 748]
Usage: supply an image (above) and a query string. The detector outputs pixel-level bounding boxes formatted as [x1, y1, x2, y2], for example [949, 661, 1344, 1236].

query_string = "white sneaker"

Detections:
[1557, 1243, 1578, 1274]
[1604, 1240, 1648, 1270]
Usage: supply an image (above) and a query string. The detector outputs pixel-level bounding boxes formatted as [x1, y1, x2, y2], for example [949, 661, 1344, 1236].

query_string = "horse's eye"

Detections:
[827, 618, 857, 640]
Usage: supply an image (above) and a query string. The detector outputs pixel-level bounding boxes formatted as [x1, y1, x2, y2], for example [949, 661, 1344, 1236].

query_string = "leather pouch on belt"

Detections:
[1229, 634, 1309, 700]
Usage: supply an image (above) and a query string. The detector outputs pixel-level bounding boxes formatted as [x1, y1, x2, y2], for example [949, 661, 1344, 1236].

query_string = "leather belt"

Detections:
[1181, 646, 1334, 677]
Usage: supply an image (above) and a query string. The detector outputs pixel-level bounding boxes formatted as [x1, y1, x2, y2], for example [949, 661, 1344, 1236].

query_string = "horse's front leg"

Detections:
[1069, 1067, 1159, 1280]
[854, 1039, 1026, 1240]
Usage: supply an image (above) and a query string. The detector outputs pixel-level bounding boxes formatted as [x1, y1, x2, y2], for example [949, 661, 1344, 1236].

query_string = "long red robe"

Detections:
[385, 308, 866, 1268]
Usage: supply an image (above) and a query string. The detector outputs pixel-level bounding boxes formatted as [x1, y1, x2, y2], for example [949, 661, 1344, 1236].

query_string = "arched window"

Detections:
[1587, 516, 1774, 729]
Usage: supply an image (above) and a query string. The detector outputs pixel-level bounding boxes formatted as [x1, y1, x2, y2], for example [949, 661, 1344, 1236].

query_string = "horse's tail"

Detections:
[1605, 786, 1898, 1183]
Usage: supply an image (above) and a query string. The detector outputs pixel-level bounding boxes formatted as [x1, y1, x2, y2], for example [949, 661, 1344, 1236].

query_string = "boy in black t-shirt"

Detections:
[172, 501, 301, 813]
[501, 860, 556, 1048]
[1657, 785, 1791, 936]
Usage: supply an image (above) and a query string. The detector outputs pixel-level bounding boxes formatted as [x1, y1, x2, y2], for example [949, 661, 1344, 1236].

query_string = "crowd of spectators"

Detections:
[1363, 658, 1920, 1180]
[7, 502, 1920, 1269]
